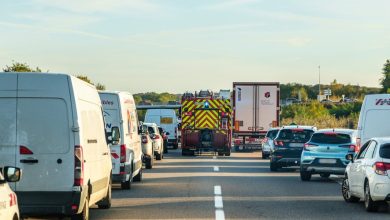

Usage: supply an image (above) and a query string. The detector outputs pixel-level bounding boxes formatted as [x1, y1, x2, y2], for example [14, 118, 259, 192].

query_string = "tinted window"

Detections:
[158, 127, 163, 134]
[277, 129, 314, 143]
[310, 133, 351, 144]
[148, 126, 156, 134]
[380, 144, 390, 159]
[266, 130, 279, 139]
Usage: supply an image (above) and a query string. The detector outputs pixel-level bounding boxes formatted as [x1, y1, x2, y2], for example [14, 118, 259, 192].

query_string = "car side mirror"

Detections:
[4, 166, 21, 182]
[346, 154, 354, 162]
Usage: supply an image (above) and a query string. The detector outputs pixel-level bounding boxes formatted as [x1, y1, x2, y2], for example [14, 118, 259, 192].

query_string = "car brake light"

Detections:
[274, 140, 284, 146]
[154, 135, 160, 140]
[20, 145, 33, 155]
[9, 193, 17, 207]
[340, 144, 358, 152]
[324, 132, 337, 136]
[304, 143, 318, 150]
[374, 162, 390, 175]
[120, 144, 126, 163]
[74, 145, 84, 186]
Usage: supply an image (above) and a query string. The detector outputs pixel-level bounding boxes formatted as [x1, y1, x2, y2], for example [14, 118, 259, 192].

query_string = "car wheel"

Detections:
[218, 152, 224, 156]
[320, 173, 331, 178]
[270, 162, 278, 171]
[156, 151, 162, 160]
[97, 178, 112, 209]
[71, 197, 89, 220]
[134, 169, 142, 182]
[300, 170, 312, 181]
[364, 181, 379, 212]
[342, 177, 359, 203]
[261, 152, 267, 159]
[145, 156, 153, 169]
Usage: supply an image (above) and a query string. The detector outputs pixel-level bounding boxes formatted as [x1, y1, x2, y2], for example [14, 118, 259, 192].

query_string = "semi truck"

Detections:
[180, 90, 232, 156]
[232, 82, 280, 151]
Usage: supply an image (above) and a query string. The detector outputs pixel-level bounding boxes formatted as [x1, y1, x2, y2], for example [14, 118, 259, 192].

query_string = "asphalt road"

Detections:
[31, 149, 390, 219]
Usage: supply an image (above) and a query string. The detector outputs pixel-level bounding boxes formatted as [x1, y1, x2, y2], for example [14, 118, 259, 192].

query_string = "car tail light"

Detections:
[340, 144, 358, 153]
[9, 193, 17, 207]
[274, 140, 284, 146]
[74, 145, 84, 186]
[153, 135, 160, 140]
[374, 162, 390, 175]
[304, 143, 318, 150]
[142, 136, 148, 144]
[262, 137, 268, 143]
[120, 144, 126, 163]
[20, 145, 33, 155]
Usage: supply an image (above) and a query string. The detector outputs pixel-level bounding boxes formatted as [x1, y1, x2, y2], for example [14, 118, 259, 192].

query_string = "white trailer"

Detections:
[233, 82, 280, 151]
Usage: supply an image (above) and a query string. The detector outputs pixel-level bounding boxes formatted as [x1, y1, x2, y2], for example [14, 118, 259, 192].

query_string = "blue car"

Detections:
[300, 129, 358, 181]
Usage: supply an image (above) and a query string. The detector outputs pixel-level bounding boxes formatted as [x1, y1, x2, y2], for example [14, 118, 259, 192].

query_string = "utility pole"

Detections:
[318, 65, 321, 101]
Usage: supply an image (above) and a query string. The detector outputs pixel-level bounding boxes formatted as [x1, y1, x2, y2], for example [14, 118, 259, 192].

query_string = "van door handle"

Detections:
[20, 159, 39, 164]
[102, 152, 109, 156]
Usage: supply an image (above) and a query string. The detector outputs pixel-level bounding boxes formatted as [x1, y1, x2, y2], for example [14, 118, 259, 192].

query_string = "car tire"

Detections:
[225, 150, 231, 156]
[342, 177, 359, 203]
[97, 178, 112, 209]
[320, 173, 330, 178]
[270, 162, 278, 171]
[364, 181, 379, 212]
[156, 152, 162, 160]
[134, 169, 142, 182]
[145, 156, 153, 169]
[71, 197, 89, 220]
[300, 170, 312, 181]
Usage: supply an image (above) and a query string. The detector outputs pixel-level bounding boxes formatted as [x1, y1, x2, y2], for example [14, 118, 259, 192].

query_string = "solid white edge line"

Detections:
[214, 185, 222, 195]
[215, 209, 225, 220]
[214, 166, 220, 172]
[215, 196, 223, 209]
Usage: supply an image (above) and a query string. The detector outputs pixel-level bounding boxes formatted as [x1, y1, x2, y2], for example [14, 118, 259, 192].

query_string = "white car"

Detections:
[261, 128, 280, 159]
[0, 166, 21, 220]
[342, 137, 390, 212]
[140, 124, 154, 169]
[143, 123, 164, 160]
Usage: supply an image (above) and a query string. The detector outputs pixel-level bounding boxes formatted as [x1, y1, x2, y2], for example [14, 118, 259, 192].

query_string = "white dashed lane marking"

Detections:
[214, 166, 220, 172]
[214, 185, 225, 220]
[214, 185, 222, 195]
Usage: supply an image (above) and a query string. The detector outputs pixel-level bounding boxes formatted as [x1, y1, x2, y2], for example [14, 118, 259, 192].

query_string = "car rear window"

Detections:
[266, 130, 279, 139]
[277, 129, 314, 142]
[148, 126, 156, 134]
[310, 133, 351, 144]
[380, 144, 390, 159]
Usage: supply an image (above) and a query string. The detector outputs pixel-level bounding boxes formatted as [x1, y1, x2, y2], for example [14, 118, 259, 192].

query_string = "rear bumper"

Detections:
[167, 139, 178, 146]
[112, 163, 131, 183]
[300, 158, 347, 175]
[272, 157, 301, 167]
[17, 188, 87, 216]
[371, 177, 390, 201]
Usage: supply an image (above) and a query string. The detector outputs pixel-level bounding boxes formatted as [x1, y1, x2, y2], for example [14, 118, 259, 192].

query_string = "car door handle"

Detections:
[20, 159, 39, 164]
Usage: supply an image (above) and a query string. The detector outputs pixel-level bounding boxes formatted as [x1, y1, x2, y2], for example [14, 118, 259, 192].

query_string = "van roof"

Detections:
[99, 90, 133, 96]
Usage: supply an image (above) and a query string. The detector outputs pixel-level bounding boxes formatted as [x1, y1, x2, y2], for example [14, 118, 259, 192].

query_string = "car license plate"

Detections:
[239, 146, 243, 150]
[289, 143, 303, 147]
[319, 159, 336, 164]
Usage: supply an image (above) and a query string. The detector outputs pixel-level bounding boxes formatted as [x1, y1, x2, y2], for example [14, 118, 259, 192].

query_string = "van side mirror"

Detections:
[346, 154, 354, 162]
[107, 126, 120, 144]
[4, 167, 21, 182]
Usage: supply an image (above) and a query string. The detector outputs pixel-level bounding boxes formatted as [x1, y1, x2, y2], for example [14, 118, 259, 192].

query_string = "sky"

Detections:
[0, 0, 389, 93]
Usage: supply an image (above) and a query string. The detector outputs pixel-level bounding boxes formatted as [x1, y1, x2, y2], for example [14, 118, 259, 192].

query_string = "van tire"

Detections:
[121, 176, 132, 190]
[134, 169, 142, 182]
[71, 197, 89, 220]
[97, 178, 112, 209]
[225, 150, 231, 156]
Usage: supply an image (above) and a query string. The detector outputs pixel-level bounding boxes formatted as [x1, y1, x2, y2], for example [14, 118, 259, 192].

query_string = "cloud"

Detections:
[286, 37, 312, 47]
[206, 0, 260, 10]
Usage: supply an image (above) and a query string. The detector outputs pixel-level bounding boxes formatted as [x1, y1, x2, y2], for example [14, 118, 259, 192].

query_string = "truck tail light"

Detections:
[374, 162, 390, 175]
[20, 145, 33, 155]
[120, 144, 126, 163]
[74, 145, 84, 186]
[142, 136, 148, 144]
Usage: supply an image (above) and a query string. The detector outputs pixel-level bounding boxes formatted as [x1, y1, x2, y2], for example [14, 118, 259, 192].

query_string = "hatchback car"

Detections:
[261, 128, 280, 159]
[0, 166, 22, 220]
[300, 129, 358, 181]
[143, 123, 164, 160]
[140, 124, 154, 169]
[342, 137, 390, 212]
[270, 126, 316, 171]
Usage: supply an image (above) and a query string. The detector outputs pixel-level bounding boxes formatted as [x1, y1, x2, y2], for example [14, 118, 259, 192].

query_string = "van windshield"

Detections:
[310, 133, 351, 144]
[380, 144, 390, 159]
[277, 129, 314, 143]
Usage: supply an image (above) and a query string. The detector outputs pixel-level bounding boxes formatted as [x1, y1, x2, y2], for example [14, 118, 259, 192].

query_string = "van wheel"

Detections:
[134, 169, 143, 182]
[225, 150, 231, 156]
[97, 178, 112, 209]
[71, 197, 89, 220]
[364, 181, 379, 212]
[156, 151, 162, 160]
[12, 214, 18, 220]
[121, 175, 132, 190]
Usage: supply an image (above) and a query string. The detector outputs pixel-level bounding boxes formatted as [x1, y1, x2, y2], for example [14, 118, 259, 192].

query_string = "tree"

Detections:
[380, 59, 390, 93]
[76, 75, 106, 91]
[3, 61, 42, 72]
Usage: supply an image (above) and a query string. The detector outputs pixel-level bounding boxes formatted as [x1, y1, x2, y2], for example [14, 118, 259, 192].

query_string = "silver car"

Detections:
[261, 128, 280, 159]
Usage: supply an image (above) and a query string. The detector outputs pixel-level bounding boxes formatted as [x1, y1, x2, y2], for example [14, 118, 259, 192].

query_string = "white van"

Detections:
[99, 91, 143, 190]
[144, 109, 179, 149]
[357, 94, 390, 149]
[0, 73, 112, 219]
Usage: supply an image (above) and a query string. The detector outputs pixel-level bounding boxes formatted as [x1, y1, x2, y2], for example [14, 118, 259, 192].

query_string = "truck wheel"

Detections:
[97, 178, 112, 209]
[300, 170, 312, 181]
[71, 197, 89, 220]
[134, 169, 142, 182]
[270, 162, 278, 171]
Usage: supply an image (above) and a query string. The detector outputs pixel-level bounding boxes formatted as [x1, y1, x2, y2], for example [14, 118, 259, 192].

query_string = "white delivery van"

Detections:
[145, 109, 179, 149]
[99, 91, 143, 190]
[357, 94, 390, 148]
[0, 72, 112, 219]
